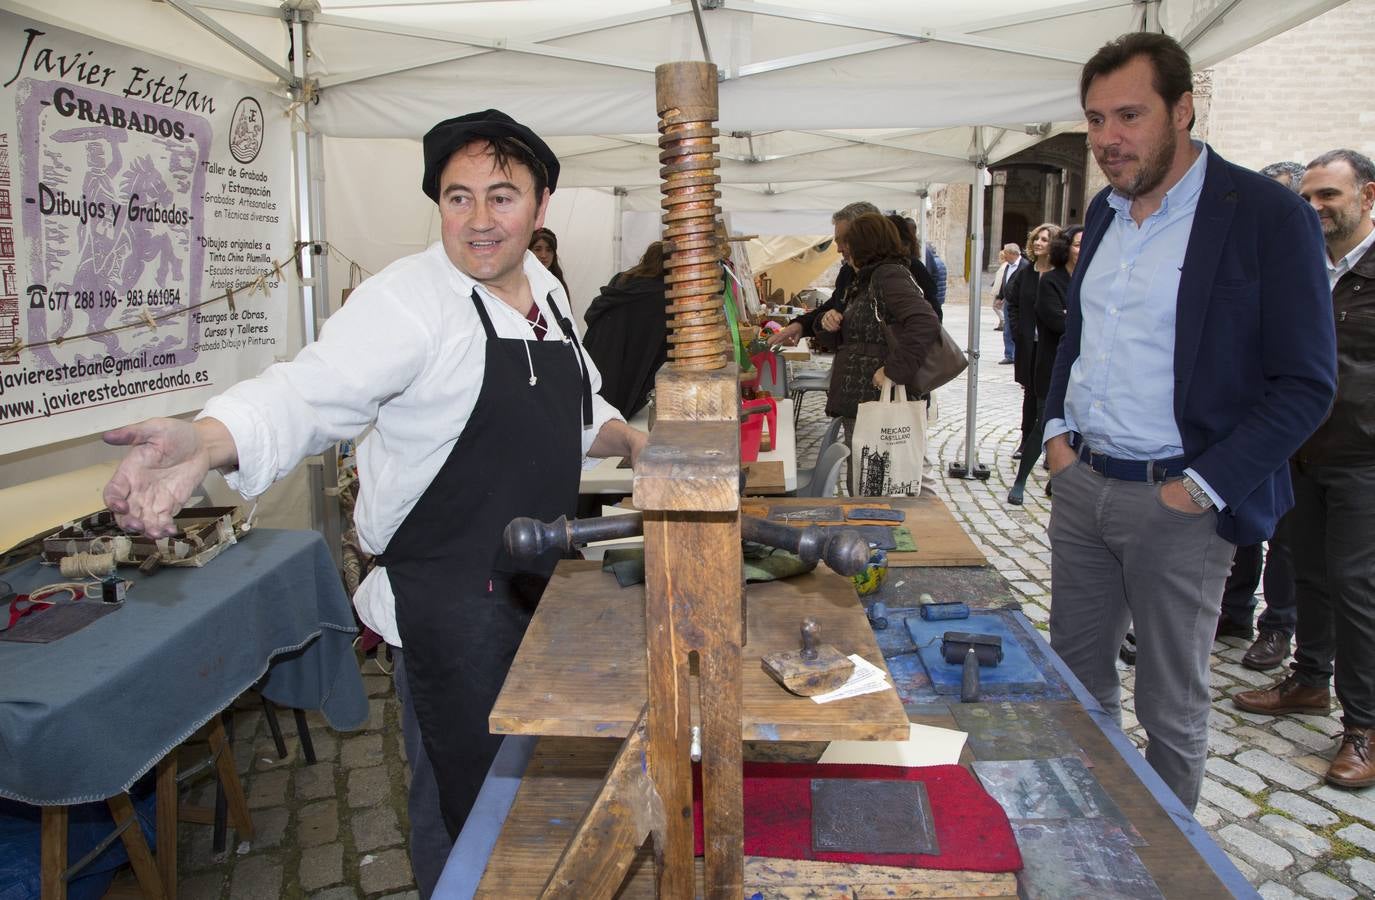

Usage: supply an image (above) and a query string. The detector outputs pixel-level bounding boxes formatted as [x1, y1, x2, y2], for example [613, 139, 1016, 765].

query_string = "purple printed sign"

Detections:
[18, 78, 208, 371]
[0, 12, 292, 454]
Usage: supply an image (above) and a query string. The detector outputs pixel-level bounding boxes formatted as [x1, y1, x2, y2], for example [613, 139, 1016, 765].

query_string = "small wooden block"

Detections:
[761, 644, 854, 696]
[742, 459, 785, 494]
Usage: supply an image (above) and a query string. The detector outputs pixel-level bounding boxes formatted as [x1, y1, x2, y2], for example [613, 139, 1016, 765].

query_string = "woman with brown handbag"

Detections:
[816, 213, 941, 485]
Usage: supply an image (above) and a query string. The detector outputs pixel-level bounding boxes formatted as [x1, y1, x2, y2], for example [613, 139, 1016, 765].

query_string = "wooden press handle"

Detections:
[740, 517, 870, 576]
[503, 513, 645, 560]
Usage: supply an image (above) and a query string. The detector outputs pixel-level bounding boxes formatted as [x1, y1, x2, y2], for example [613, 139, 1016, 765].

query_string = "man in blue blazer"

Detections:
[1040, 32, 1336, 810]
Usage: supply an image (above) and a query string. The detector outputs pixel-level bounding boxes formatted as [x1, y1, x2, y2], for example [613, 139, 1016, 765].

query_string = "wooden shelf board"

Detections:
[491, 561, 908, 743]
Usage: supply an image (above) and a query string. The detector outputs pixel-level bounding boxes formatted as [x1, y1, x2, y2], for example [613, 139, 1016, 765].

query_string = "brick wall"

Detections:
[1205, 0, 1375, 169]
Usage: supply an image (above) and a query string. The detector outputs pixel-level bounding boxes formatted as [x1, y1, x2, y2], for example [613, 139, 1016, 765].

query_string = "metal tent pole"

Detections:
[165, 0, 343, 567]
[917, 190, 929, 259]
[948, 133, 990, 481]
[290, 10, 344, 568]
[613, 186, 627, 268]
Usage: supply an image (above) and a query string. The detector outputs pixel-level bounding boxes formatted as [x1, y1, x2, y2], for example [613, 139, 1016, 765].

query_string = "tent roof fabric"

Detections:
[14, 0, 1344, 204]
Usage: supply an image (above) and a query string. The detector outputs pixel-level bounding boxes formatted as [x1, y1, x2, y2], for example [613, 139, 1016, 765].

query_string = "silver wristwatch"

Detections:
[1179, 475, 1215, 510]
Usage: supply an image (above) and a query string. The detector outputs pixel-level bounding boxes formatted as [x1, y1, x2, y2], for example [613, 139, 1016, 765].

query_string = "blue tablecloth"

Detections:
[0, 529, 368, 805]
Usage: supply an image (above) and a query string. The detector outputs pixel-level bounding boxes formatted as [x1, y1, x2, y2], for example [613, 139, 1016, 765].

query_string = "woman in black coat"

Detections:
[581, 241, 668, 418]
[887, 213, 940, 319]
[1008, 225, 1082, 505]
[1006, 222, 1059, 463]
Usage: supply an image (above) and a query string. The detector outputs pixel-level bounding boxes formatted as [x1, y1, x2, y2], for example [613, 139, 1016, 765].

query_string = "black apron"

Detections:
[377, 285, 590, 839]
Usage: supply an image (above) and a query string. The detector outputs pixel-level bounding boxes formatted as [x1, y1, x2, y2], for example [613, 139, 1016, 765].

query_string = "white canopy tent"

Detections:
[13, 0, 1339, 177]
[0, 0, 1345, 523]
[12, 0, 1344, 221]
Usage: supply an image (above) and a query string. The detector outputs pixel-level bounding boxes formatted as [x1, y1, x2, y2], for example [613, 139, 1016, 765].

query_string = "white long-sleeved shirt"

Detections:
[200, 243, 622, 646]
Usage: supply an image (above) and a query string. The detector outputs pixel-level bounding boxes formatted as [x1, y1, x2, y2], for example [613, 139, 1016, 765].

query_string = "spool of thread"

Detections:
[59, 551, 117, 579]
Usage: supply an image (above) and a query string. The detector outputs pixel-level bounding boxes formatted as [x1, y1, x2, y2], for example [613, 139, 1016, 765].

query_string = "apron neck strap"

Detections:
[468, 286, 500, 340]
[542, 289, 594, 428]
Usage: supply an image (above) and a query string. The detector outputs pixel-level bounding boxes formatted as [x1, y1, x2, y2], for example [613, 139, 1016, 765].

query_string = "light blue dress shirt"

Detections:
[1045, 143, 1223, 506]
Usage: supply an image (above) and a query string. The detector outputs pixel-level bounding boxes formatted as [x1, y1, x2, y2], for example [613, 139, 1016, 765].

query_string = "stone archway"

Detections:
[984, 133, 1088, 270]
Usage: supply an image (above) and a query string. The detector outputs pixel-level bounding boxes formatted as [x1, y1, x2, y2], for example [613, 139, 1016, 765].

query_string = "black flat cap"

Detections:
[421, 109, 560, 202]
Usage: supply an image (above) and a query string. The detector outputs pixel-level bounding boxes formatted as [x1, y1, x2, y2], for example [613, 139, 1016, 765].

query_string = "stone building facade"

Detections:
[1204, 0, 1375, 172]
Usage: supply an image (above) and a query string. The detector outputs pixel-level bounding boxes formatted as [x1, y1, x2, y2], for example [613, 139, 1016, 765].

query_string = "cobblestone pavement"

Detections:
[171, 672, 418, 900]
[174, 299, 1373, 899]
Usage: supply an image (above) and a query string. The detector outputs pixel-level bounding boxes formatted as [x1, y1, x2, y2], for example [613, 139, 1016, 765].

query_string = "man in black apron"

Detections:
[102, 110, 647, 897]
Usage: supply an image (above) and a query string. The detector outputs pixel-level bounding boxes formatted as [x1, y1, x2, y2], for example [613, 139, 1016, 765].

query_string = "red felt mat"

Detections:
[692, 762, 1022, 873]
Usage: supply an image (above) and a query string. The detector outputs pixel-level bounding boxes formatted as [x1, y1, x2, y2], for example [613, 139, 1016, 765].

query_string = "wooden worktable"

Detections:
[465, 491, 1248, 899]
[478, 650, 1237, 899]
[476, 737, 1018, 899]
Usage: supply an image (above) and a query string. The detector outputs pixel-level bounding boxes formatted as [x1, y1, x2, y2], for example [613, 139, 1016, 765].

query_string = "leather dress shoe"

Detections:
[1215, 617, 1254, 641]
[1011, 448, 1023, 460]
[1118, 632, 1137, 666]
[998, 358, 1014, 365]
[1232, 674, 1330, 716]
[1326, 727, 1375, 788]
[1242, 631, 1291, 671]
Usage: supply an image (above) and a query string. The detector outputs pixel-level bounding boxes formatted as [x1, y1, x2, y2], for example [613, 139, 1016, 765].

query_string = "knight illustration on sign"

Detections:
[228, 97, 263, 165]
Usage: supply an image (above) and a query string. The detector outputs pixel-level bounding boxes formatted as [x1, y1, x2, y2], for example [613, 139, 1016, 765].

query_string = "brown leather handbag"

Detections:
[874, 265, 968, 396]
[911, 324, 968, 395]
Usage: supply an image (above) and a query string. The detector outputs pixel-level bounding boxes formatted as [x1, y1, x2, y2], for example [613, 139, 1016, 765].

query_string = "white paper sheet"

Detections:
[818, 722, 969, 767]
[811, 654, 892, 704]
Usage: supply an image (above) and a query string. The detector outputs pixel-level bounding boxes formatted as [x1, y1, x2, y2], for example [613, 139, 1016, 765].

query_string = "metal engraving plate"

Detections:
[1014, 820, 1163, 899]
[767, 505, 843, 523]
[972, 756, 1145, 845]
[810, 778, 939, 855]
[845, 507, 906, 523]
[951, 702, 1078, 761]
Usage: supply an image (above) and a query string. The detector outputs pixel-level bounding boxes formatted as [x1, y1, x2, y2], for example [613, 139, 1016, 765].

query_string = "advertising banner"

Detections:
[0, 12, 293, 453]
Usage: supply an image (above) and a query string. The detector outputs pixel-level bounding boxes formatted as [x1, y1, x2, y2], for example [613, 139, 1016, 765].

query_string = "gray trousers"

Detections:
[1047, 460, 1235, 811]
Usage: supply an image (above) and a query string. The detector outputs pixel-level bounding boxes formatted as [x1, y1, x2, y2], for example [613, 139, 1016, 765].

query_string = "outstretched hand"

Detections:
[766, 322, 802, 349]
[102, 418, 222, 537]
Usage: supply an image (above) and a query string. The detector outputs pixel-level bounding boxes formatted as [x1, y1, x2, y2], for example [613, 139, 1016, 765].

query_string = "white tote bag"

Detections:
[850, 378, 928, 496]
